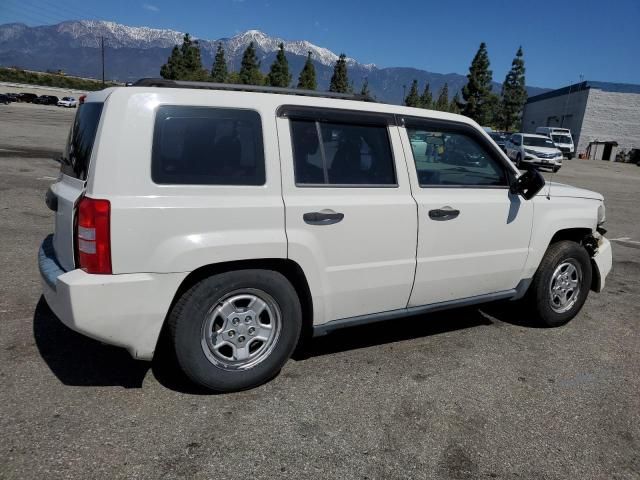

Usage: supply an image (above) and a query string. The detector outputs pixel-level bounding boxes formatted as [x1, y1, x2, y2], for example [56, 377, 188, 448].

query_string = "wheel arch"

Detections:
[161, 258, 314, 350]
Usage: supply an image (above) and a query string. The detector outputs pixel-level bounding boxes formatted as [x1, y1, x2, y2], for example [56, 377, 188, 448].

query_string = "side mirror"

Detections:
[510, 168, 545, 200]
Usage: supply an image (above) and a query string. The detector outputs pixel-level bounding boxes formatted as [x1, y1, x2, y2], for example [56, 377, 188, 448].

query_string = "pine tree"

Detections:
[500, 46, 527, 131]
[434, 83, 449, 111]
[419, 83, 433, 109]
[404, 79, 420, 107]
[239, 41, 263, 85]
[360, 77, 371, 98]
[461, 42, 494, 125]
[297, 51, 317, 90]
[180, 33, 207, 80]
[160, 45, 183, 80]
[329, 53, 349, 93]
[160, 34, 208, 81]
[211, 42, 228, 83]
[267, 43, 292, 87]
[449, 92, 462, 114]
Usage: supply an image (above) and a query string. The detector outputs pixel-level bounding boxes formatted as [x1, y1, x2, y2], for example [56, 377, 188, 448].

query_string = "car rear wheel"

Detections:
[527, 240, 592, 327]
[169, 269, 302, 392]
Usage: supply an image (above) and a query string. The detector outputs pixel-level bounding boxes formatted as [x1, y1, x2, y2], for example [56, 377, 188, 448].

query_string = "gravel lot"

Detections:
[1, 102, 639, 480]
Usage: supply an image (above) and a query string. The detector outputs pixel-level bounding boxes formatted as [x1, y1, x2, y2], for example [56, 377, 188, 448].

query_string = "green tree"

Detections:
[461, 42, 494, 124]
[211, 42, 228, 83]
[434, 83, 450, 111]
[180, 33, 207, 80]
[239, 41, 263, 85]
[404, 79, 421, 107]
[500, 46, 527, 131]
[449, 92, 462, 114]
[420, 83, 433, 109]
[329, 53, 349, 93]
[297, 51, 317, 90]
[360, 77, 371, 98]
[267, 42, 292, 87]
[160, 33, 207, 80]
[160, 45, 183, 80]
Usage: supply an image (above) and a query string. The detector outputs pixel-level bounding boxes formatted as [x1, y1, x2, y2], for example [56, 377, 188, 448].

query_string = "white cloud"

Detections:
[142, 3, 159, 11]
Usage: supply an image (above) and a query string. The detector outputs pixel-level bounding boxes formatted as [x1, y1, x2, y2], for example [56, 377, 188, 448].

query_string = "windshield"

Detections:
[489, 132, 506, 142]
[523, 136, 555, 148]
[60, 102, 103, 180]
[552, 134, 572, 144]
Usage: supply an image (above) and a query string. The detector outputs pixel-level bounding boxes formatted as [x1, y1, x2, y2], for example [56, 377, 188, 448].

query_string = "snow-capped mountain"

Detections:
[0, 20, 547, 104]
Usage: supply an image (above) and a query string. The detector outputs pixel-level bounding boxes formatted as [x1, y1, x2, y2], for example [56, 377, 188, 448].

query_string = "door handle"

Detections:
[303, 209, 344, 225]
[428, 206, 460, 221]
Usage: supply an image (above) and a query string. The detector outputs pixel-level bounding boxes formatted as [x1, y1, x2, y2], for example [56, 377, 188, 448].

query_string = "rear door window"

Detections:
[152, 105, 265, 185]
[60, 102, 103, 180]
[290, 119, 396, 186]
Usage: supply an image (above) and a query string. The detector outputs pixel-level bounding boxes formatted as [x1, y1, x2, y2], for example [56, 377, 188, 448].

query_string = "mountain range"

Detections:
[0, 20, 548, 104]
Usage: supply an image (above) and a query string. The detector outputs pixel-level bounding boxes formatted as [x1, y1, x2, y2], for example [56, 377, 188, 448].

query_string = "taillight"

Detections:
[76, 197, 111, 274]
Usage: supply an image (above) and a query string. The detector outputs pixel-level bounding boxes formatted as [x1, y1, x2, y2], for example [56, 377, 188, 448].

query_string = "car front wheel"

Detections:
[527, 240, 592, 327]
[169, 269, 302, 392]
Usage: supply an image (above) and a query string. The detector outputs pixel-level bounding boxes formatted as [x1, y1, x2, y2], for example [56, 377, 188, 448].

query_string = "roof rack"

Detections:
[131, 78, 374, 102]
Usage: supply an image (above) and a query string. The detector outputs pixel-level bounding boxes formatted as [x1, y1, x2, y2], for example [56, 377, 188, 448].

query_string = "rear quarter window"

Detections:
[151, 105, 265, 185]
[60, 102, 103, 180]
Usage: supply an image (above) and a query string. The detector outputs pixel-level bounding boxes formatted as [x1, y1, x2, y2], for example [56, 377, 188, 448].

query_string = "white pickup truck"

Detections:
[39, 80, 612, 392]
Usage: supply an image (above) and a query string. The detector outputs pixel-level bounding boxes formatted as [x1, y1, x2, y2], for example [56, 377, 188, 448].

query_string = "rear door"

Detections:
[276, 106, 417, 324]
[52, 101, 104, 271]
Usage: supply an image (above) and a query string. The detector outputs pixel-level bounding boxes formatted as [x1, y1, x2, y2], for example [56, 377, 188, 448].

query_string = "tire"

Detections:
[516, 154, 522, 168]
[553, 166, 560, 173]
[527, 240, 592, 327]
[169, 269, 302, 392]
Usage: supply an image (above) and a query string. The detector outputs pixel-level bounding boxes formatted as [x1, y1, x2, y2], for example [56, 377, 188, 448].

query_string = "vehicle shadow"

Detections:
[33, 296, 539, 393]
[296, 305, 497, 359]
[33, 296, 150, 388]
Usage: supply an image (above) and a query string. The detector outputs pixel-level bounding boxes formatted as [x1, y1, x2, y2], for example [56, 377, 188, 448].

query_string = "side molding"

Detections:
[312, 289, 516, 337]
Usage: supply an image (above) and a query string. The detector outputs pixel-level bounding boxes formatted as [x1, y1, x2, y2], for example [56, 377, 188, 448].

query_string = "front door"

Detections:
[276, 107, 417, 324]
[401, 118, 533, 306]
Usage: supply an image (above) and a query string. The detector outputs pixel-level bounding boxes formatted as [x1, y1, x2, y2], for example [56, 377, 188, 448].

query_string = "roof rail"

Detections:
[131, 78, 374, 102]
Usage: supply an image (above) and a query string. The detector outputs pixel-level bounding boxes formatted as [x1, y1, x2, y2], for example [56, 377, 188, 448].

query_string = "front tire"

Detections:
[516, 153, 522, 168]
[527, 241, 592, 327]
[169, 269, 302, 392]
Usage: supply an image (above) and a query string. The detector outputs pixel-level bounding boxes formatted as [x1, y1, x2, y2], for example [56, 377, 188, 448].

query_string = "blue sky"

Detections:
[2, 0, 639, 88]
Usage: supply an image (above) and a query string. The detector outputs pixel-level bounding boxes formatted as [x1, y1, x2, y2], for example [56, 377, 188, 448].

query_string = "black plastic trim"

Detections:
[312, 290, 516, 336]
[277, 105, 397, 126]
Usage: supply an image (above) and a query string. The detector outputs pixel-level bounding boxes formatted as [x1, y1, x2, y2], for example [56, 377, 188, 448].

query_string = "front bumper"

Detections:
[592, 236, 612, 292]
[38, 235, 187, 360]
[522, 156, 563, 168]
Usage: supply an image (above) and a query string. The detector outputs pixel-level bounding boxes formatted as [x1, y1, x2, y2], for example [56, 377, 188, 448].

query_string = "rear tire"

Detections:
[527, 241, 592, 327]
[169, 269, 302, 392]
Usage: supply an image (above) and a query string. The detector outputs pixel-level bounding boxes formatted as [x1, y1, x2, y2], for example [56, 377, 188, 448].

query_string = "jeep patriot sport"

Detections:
[39, 79, 612, 392]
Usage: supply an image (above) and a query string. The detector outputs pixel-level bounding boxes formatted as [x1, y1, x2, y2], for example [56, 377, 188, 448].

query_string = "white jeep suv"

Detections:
[39, 79, 612, 392]
[506, 133, 564, 172]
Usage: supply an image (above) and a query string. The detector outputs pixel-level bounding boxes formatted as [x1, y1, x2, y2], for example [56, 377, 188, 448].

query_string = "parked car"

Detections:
[536, 127, 575, 159]
[506, 133, 564, 171]
[16, 92, 38, 103]
[4, 93, 18, 102]
[33, 95, 59, 105]
[57, 96, 78, 108]
[39, 80, 612, 392]
[488, 131, 508, 153]
[0, 94, 10, 105]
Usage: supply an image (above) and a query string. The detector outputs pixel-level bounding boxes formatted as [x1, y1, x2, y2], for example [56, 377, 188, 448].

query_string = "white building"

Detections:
[522, 81, 640, 159]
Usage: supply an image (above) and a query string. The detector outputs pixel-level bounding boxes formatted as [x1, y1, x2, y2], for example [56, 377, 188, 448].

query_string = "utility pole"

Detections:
[101, 36, 105, 86]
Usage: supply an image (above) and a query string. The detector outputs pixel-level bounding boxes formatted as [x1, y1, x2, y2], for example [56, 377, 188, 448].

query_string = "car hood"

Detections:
[542, 181, 604, 201]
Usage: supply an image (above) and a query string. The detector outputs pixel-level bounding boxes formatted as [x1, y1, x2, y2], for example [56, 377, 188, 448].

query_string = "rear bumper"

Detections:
[592, 236, 612, 292]
[39, 235, 187, 360]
